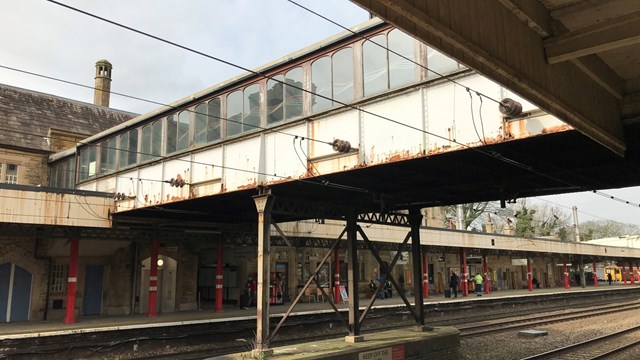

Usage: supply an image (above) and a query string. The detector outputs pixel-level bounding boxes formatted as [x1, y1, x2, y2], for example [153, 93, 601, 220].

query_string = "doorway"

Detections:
[139, 256, 177, 314]
[0, 263, 32, 322]
[83, 265, 104, 316]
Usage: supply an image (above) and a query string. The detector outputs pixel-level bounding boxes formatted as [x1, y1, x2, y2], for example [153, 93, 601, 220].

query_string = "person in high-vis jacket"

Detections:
[474, 273, 483, 296]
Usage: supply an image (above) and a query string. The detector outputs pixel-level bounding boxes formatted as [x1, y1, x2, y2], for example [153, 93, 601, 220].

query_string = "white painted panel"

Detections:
[309, 109, 359, 159]
[361, 90, 423, 164]
[192, 147, 223, 197]
[162, 155, 191, 203]
[265, 124, 308, 180]
[224, 136, 262, 191]
[76, 181, 97, 192]
[96, 177, 116, 193]
[138, 163, 164, 205]
[426, 75, 503, 152]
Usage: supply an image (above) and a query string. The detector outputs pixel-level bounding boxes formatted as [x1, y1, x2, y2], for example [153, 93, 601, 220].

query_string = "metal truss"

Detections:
[357, 212, 411, 227]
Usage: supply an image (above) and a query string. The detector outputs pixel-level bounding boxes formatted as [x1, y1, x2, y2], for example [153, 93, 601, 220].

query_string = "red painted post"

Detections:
[333, 249, 341, 304]
[622, 265, 627, 285]
[63, 238, 79, 324]
[483, 256, 490, 294]
[637, 263, 640, 284]
[592, 261, 598, 287]
[422, 252, 429, 298]
[461, 248, 468, 297]
[630, 262, 635, 285]
[148, 239, 159, 317]
[563, 259, 570, 289]
[215, 240, 224, 312]
[527, 258, 533, 291]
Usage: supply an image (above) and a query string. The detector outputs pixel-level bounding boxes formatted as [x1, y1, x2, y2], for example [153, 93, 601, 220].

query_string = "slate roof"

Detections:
[0, 83, 138, 152]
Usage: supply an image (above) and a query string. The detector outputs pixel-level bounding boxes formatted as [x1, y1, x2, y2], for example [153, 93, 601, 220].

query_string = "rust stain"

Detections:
[541, 124, 572, 134]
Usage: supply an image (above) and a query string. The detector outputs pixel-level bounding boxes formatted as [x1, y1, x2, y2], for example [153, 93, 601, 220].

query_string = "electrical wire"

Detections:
[467, 88, 485, 145]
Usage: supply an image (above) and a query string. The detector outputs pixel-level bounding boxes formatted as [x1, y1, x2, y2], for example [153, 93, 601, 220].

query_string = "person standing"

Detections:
[449, 270, 459, 298]
[607, 272, 613, 285]
[474, 273, 484, 296]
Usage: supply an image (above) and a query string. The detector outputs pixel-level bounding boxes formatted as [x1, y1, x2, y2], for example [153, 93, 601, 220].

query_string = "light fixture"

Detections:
[157, 259, 164, 267]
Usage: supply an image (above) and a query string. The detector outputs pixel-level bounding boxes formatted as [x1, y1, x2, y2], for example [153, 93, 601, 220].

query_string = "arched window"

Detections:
[243, 84, 261, 132]
[311, 56, 331, 113]
[118, 128, 138, 168]
[141, 121, 162, 162]
[266, 75, 284, 124]
[284, 67, 303, 121]
[226, 90, 242, 137]
[99, 137, 117, 174]
[388, 29, 417, 88]
[177, 111, 191, 152]
[194, 98, 221, 145]
[363, 34, 388, 96]
[79, 145, 97, 181]
[426, 46, 459, 79]
[332, 47, 354, 104]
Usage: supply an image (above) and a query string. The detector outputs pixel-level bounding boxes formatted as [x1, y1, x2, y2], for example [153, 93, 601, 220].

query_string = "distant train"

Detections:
[603, 265, 622, 282]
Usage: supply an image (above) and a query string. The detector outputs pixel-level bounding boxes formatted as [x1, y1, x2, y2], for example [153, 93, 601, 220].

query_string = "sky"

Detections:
[1, 0, 639, 227]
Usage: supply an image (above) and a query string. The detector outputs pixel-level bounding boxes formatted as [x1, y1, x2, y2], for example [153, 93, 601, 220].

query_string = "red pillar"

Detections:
[563, 259, 570, 289]
[527, 258, 533, 291]
[592, 261, 598, 287]
[215, 240, 224, 312]
[483, 256, 490, 294]
[148, 239, 159, 317]
[622, 265, 627, 285]
[461, 248, 468, 297]
[333, 249, 341, 304]
[63, 238, 79, 324]
[637, 263, 640, 283]
[630, 262, 635, 285]
[422, 252, 429, 298]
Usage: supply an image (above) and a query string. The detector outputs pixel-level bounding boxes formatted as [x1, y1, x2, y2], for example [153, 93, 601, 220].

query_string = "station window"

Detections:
[4, 163, 18, 184]
[99, 137, 117, 174]
[49, 158, 74, 188]
[50, 262, 68, 294]
[79, 146, 97, 181]
[226, 91, 243, 137]
[141, 120, 162, 162]
[267, 67, 304, 124]
[194, 98, 221, 146]
[388, 29, 417, 88]
[118, 129, 138, 168]
[311, 56, 332, 113]
[426, 46, 460, 79]
[166, 112, 191, 155]
[332, 47, 354, 105]
[243, 84, 261, 133]
[363, 34, 388, 97]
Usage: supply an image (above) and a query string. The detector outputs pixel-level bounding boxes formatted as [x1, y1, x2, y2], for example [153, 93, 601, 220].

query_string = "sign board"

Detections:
[511, 258, 527, 266]
[339, 285, 348, 302]
[359, 347, 391, 360]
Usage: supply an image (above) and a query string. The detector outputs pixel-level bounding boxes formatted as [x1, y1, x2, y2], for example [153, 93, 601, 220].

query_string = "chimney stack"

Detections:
[93, 59, 112, 107]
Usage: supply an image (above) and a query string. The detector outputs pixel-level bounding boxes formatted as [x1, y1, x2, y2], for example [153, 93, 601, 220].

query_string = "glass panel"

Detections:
[194, 103, 208, 145]
[99, 141, 109, 174]
[243, 84, 261, 132]
[311, 57, 331, 113]
[332, 47, 354, 104]
[106, 138, 116, 172]
[284, 67, 303, 120]
[141, 124, 152, 162]
[226, 91, 242, 137]
[127, 129, 138, 166]
[119, 132, 129, 168]
[388, 29, 417, 88]
[49, 165, 58, 187]
[177, 111, 190, 151]
[80, 147, 96, 180]
[266, 75, 284, 124]
[207, 98, 221, 142]
[426, 46, 459, 79]
[363, 35, 388, 97]
[166, 115, 177, 154]
[151, 121, 162, 157]
[66, 158, 75, 188]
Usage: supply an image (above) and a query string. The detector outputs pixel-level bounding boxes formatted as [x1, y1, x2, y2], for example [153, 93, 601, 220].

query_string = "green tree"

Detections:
[514, 206, 536, 237]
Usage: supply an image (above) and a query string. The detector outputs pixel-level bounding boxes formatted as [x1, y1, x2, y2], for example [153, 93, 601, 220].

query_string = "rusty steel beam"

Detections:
[252, 192, 275, 356]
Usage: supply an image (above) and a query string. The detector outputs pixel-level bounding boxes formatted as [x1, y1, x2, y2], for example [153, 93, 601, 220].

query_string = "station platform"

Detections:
[1, 282, 638, 340]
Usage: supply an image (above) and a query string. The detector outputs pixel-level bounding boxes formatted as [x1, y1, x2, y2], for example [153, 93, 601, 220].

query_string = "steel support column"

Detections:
[483, 255, 490, 294]
[422, 253, 428, 298]
[461, 248, 468, 296]
[593, 261, 598, 287]
[215, 240, 224, 312]
[148, 239, 159, 317]
[563, 259, 570, 289]
[346, 211, 361, 338]
[63, 237, 79, 324]
[527, 258, 533, 292]
[630, 262, 635, 285]
[253, 192, 275, 355]
[409, 208, 425, 327]
[623, 265, 628, 285]
[334, 249, 341, 305]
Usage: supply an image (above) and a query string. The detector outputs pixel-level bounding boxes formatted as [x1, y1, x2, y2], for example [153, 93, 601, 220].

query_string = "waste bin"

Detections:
[444, 289, 451, 298]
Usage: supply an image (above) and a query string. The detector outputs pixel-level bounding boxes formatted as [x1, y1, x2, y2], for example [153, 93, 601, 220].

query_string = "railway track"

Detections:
[520, 324, 640, 360]
[459, 303, 640, 337]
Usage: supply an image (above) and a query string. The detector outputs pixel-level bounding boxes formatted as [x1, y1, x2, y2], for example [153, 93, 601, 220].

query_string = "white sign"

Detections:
[511, 258, 527, 266]
[359, 347, 391, 360]
[339, 285, 348, 302]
